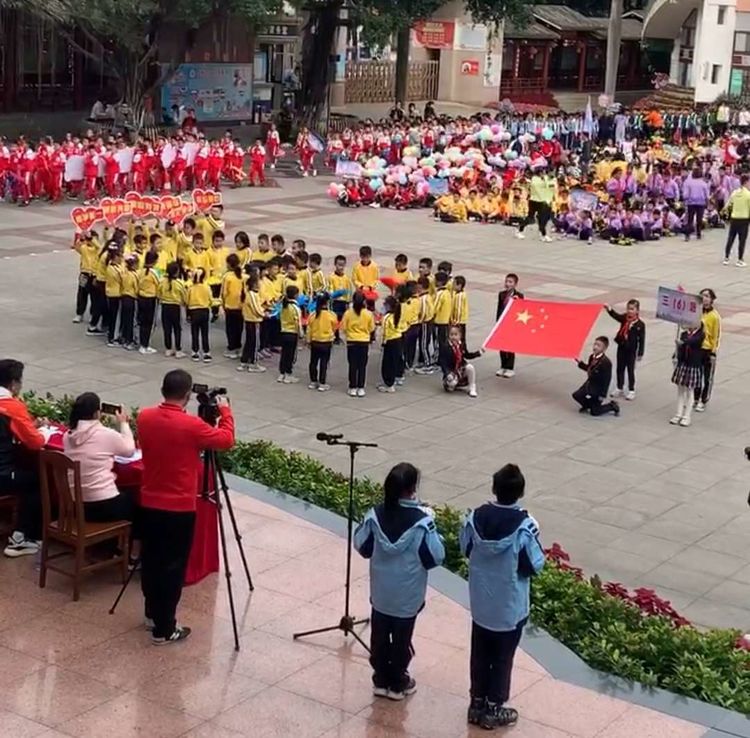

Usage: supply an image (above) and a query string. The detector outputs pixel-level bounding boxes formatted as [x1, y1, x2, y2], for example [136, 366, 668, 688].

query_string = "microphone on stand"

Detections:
[316, 432, 344, 443]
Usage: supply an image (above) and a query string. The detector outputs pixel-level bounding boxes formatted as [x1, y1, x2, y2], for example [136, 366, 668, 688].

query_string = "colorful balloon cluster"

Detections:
[326, 125, 554, 200]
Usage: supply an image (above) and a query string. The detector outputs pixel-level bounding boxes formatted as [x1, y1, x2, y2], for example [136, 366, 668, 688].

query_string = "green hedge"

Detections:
[23, 391, 750, 713]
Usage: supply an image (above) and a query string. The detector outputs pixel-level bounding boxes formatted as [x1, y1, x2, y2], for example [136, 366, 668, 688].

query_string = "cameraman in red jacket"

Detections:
[137, 369, 235, 645]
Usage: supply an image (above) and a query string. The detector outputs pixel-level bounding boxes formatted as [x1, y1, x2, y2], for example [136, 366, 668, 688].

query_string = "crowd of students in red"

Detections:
[0, 123, 321, 207]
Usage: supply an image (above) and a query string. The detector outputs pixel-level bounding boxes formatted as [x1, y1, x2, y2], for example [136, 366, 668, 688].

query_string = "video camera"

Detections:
[193, 383, 227, 426]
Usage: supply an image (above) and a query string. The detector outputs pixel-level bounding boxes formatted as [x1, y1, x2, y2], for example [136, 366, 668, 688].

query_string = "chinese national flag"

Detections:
[483, 298, 603, 359]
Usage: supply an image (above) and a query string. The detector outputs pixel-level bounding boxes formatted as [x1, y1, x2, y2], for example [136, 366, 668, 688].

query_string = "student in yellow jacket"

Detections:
[694, 288, 722, 411]
[186, 268, 213, 362]
[238, 272, 267, 372]
[222, 254, 245, 359]
[72, 231, 101, 324]
[136, 251, 160, 354]
[158, 262, 186, 358]
[341, 291, 376, 396]
[307, 292, 337, 391]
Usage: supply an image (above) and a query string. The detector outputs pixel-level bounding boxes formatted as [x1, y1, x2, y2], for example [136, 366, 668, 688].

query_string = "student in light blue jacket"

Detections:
[460, 463, 545, 730]
[354, 462, 445, 701]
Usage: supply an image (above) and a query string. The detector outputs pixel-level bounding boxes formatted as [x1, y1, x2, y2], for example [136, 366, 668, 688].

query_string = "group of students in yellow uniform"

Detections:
[71, 213, 472, 395]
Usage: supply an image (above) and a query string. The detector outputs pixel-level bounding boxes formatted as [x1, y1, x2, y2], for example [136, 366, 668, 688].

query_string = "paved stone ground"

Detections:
[3, 171, 750, 630]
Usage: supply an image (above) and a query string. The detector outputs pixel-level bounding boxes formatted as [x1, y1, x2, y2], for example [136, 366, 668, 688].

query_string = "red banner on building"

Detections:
[413, 20, 455, 50]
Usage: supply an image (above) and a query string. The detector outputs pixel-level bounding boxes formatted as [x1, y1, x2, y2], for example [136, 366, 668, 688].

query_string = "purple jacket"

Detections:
[682, 177, 709, 206]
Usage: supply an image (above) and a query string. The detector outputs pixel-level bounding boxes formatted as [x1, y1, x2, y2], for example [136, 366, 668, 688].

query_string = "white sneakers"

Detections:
[738, 260, 747, 268]
[625, 391, 636, 401]
[695, 401, 705, 413]
[357, 388, 366, 397]
[515, 231, 525, 240]
[541, 235, 553, 243]
[496, 369, 515, 378]
[723, 258, 731, 265]
[348, 389, 357, 397]
[4, 532, 40, 558]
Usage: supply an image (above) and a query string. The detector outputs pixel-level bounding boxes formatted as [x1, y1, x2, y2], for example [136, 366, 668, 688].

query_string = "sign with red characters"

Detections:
[70, 190, 222, 230]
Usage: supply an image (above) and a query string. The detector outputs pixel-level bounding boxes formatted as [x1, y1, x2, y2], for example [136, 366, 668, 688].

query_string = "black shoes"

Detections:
[468, 698, 519, 730]
[611, 400, 621, 417]
[480, 702, 519, 730]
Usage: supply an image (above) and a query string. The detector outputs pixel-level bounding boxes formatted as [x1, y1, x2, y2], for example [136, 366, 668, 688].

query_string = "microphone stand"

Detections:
[293, 434, 378, 652]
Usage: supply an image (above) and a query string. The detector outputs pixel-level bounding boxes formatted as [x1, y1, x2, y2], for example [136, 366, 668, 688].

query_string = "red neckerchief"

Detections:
[450, 341, 463, 371]
[617, 313, 639, 342]
[588, 353, 603, 376]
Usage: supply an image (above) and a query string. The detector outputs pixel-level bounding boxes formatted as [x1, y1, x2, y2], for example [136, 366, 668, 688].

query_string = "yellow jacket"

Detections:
[701, 309, 721, 353]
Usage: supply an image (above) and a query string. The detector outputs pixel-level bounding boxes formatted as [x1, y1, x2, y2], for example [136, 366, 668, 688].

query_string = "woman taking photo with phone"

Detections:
[63, 393, 137, 523]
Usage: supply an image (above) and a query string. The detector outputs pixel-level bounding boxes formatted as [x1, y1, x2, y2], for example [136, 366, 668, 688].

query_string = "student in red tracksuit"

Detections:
[266, 124, 280, 169]
[228, 140, 245, 186]
[34, 142, 51, 201]
[131, 145, 148, 194]
[103, 144, 120, 197]
[207, 144, 224, 190]
[170, 145, 188, 193]
[83, 145, 100, 202]
[297, 128, 316, 176]
[249, 140, 265, 186]
[193, 144, 209, 188]
[137, 369, 235, 644]
[48, 145, 66, 202]
[19, 145, 36, 206]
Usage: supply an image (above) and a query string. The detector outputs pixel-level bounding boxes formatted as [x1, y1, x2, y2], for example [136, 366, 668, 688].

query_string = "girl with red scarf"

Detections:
[438, 325, 483, 398]
[605, 299, 646, 401]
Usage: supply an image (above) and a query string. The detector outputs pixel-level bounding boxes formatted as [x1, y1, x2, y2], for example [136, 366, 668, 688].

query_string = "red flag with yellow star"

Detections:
[483, 298, 603, 358]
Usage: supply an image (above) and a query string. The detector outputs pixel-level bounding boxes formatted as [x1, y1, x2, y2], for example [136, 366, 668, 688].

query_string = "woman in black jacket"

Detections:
[439, 325, 483, 398]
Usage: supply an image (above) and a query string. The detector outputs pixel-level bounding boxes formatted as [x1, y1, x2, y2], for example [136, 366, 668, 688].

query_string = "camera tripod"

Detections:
[110, 450, 253, 651]
[293, 433, 378, 652]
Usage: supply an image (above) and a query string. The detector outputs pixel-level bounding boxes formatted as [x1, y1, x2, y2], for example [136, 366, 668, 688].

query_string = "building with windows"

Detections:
[642, 0, 747, 102]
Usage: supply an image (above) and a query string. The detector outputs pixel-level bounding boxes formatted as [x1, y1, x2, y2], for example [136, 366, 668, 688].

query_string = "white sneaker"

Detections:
[318, 384, 330, 392]
[224, 351, 239, 359]
[495, 368, 505, 377]
[4, 532, 40, 558]
[515, 231, 525, 239]
[191, 352, 201, 361]
[611, 388, 623, 398]
[152, 625, 191, 646]
[277, 374, 285, 383]
[377, 385, 395, 393]
[737, 260, 747, 268]
[679, 416, 692, 427]
[165, 349, 175, 357]
[236, 363, 248, 372]
[308, 382, 319, 390]
[144, 347, 157, 354]
[541, 235, 553, 243]
[395, 378, 405, 386]
[72, 315, 82, 324]
[625, 391, 636, 401]
[138, 347, 148, 355]
[357, 388, 366, 397]
[468, 388, 478, 398]
[174, 351, 186, 359]
[669, 415, 682, 425]
[348, 389, 357, 397]
[283, 375, 299, 384]
[248, 364, 266, 373]
[723, 258, 731, 265]
[504, 369, 515, 378]
[695, 401, 706, 413]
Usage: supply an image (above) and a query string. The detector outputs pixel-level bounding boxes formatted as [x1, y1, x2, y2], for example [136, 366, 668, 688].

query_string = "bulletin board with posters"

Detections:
[160, 63, 254, 122]
[413, 21, 455, 50]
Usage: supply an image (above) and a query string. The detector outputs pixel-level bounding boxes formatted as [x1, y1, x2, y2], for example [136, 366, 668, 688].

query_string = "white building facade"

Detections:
[643, 0, 737, 102]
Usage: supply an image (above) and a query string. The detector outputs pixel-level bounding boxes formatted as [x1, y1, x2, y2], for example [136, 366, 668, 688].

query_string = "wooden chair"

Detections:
[39, 449, 130, 601]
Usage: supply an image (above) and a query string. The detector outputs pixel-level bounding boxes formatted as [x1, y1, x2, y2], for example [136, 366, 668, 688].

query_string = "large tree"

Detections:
[297, 0, 531, 127]
[6, 0, 281, 130]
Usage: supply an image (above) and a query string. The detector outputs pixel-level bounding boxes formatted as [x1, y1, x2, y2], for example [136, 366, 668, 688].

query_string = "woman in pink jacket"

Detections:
[63, 392, 136, 523]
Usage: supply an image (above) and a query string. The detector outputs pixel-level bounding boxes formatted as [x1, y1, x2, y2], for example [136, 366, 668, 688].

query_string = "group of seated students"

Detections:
[0, 359, 136, 559]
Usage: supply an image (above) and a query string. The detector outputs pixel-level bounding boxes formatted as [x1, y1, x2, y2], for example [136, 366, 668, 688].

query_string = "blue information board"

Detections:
[161, 64, 254, 121]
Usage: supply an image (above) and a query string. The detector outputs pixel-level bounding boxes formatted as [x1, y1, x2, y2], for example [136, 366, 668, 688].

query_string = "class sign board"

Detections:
[656, 286, 701, 325]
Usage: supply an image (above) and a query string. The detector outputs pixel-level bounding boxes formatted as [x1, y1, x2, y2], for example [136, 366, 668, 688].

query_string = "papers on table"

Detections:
[38, 425, 58, 443]
[114, 449, 142, 465]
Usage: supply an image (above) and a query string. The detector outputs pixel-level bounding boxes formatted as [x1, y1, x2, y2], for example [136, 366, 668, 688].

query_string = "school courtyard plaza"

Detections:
[1, 172, 750, 737]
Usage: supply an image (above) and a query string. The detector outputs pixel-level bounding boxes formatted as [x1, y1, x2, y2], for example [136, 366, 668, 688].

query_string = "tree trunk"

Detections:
[604, 0, 623, 102]
[299, 0, 342, 129]
[394, 26, 410, 104]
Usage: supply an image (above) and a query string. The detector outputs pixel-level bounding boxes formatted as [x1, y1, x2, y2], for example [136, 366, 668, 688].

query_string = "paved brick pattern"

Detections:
[0, 494, 707, 738]
[2, 177, 750, 630]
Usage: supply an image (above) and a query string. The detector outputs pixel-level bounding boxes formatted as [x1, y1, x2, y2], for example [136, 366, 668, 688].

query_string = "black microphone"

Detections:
[316, 432, 343, 442]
